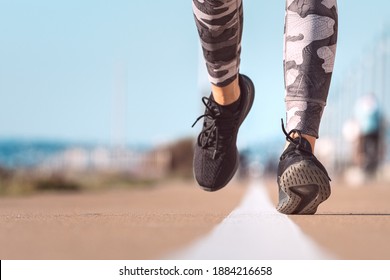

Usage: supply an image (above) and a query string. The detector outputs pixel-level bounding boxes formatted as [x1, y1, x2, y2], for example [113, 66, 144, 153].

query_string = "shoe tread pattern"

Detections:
[277, 160, 331, 214]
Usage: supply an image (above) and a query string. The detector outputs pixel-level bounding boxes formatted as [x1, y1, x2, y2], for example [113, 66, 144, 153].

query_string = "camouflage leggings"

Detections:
[193, 0, 338, 138]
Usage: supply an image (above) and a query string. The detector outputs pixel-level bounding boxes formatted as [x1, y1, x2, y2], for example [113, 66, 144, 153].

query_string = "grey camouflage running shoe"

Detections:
[277, 122, 331, 214]
[192, 74, 255, 192]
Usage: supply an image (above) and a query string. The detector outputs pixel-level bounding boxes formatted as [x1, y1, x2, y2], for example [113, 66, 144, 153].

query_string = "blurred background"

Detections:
[1, 0, 390, 195]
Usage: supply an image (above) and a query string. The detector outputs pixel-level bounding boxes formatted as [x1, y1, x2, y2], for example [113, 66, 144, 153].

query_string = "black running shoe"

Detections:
[277, 121, 331, 214]
[192, 74, 255, 192]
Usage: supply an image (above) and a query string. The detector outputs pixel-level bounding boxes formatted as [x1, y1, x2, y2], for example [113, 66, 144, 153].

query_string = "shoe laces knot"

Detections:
[192, 97, 238, 159]
[280, 118, 311, 160]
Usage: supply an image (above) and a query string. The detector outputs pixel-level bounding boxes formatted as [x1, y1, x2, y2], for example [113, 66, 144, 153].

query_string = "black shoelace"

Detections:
[280, 119, 331, 180]
[280, 119, 313, 160]
[192, 97, 239, 159]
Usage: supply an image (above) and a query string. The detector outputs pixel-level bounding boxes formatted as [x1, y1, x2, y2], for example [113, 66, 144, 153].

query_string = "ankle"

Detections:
[211, 76, 240, 105]
[284, 133, 316, 152]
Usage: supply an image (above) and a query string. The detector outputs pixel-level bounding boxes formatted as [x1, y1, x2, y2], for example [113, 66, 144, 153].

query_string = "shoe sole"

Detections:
[198, 74, 255, 192]
[277, 160, 331, 214]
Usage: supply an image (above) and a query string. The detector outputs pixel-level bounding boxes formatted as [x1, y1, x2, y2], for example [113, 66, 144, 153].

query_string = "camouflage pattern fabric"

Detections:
[192, 0, 243, 87]
[284, 0, 338, 137]
[193, 0, 338, 137]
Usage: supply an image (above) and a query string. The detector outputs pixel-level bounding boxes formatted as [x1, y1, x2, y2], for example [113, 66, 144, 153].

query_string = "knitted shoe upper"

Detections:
[192, 74, 255, 191]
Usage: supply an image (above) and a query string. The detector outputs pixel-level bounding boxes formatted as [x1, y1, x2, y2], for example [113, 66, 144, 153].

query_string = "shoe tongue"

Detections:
[218, 105, 235, 117]
[209, 95, 238, 116]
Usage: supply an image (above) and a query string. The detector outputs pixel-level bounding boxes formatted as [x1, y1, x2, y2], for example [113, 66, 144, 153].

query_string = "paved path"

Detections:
[172, 182, 331, 259]
[1, 178, 390, 259]
[0, 180, 245, 259]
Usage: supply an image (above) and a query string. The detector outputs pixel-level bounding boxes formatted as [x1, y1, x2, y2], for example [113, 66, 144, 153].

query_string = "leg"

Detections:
[277, 0, 338, 214]
[284, 0, 338, 150]
[192, 0, 255, 191]
[192, 0, 243, 105]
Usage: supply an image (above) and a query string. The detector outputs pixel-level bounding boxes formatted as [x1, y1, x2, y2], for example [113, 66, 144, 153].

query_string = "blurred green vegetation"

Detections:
[165, 137, 194, 179]
[0, 137, 195, 196]
[0, 168, 160, 196]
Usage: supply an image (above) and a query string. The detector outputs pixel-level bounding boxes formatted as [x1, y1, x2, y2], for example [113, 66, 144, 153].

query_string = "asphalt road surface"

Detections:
[1, 178, 390, 259]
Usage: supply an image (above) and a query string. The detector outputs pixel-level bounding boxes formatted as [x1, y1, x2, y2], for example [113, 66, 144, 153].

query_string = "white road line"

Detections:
[171, 181, 334, 259]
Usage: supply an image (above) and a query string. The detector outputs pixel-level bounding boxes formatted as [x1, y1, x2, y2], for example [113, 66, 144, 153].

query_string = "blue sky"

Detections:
[0, 1, 389, 147]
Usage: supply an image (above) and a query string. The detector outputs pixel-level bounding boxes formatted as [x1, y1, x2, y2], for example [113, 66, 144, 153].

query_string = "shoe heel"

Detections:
[277, 160, 331, 214]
